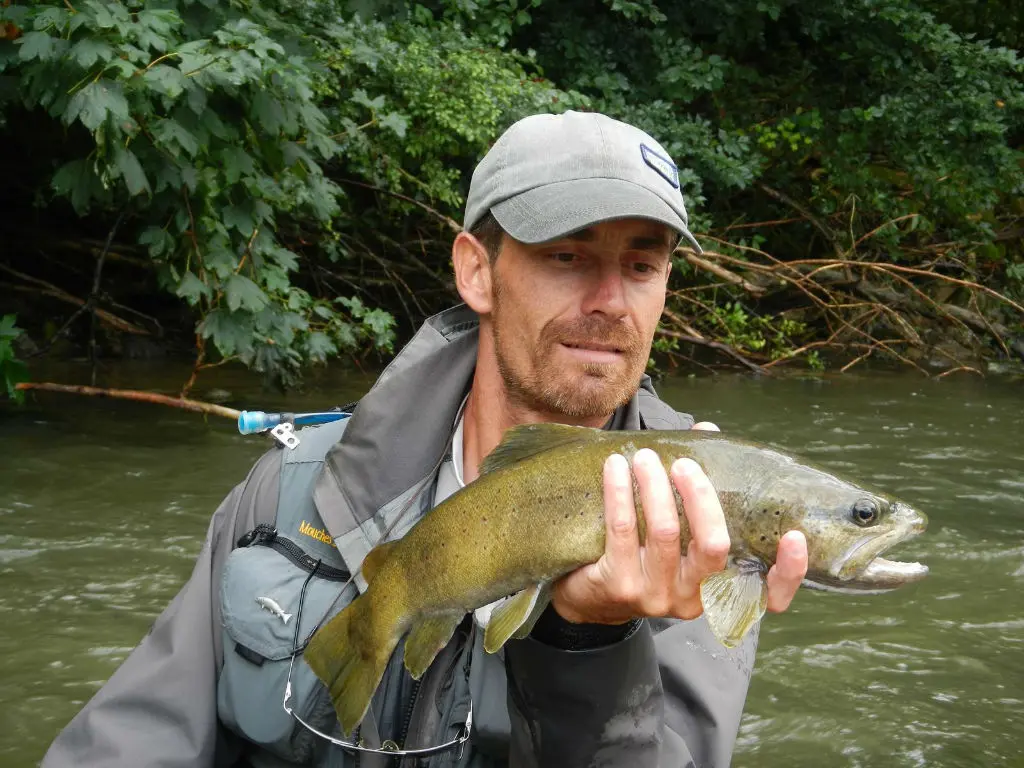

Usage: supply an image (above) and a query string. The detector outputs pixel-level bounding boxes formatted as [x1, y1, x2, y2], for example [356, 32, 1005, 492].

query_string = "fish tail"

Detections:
[303, 591, 401, 737]
[282, 612, 293, 625]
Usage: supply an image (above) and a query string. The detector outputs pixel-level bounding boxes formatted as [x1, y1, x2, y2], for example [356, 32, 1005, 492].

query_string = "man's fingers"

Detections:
[671, 458, 730, 576]
[631, 449, 681, 592]
[766, 530, 808, 613]
[602, 453, 641, 573]
[691, 421, 720, 432]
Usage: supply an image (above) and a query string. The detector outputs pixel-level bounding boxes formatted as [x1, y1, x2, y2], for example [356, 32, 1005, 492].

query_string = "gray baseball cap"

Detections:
[463, 110, 702, 253]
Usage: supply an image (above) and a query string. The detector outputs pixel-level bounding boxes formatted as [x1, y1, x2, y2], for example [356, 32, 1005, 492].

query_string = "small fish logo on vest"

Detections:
[299, 519, 334, 546]
[256, 596, 293, 625]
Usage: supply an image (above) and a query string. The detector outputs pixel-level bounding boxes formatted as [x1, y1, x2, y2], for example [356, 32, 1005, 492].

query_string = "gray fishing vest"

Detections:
[216, 414, 480, 768]
[216, 386, 690, 767]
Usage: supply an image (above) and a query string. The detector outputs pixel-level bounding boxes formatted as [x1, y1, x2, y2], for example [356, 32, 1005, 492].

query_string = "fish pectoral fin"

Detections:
[403, 612, 464, 680]
[699, 561, 768, 649]
[361, 540, 398, 583]
[484, 582, 551, 653]
[480, 424, 591, 475]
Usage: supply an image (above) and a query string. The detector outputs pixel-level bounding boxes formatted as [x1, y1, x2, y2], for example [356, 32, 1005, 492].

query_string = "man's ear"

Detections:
[453, 231, 495, 315]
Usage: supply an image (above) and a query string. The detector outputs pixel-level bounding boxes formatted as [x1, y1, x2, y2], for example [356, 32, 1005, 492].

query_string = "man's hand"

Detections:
[549, 422, 809, 626]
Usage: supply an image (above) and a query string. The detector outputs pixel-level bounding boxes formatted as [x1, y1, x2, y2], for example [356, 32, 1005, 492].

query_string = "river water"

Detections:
[1, 363, 1022, 767]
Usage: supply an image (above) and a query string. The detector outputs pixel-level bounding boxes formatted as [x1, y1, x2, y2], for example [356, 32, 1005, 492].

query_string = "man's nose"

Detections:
[581, 264, 628, 317]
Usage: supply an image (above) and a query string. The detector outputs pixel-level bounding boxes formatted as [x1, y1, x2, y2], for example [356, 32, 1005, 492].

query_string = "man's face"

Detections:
[487, 218, 674, 420]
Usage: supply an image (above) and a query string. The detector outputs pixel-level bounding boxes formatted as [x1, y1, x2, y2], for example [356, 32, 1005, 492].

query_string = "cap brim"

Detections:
[490, 177, 702, 253]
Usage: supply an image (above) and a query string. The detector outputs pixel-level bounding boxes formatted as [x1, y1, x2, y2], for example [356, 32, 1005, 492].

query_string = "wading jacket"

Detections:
[41, 305, 760, 768]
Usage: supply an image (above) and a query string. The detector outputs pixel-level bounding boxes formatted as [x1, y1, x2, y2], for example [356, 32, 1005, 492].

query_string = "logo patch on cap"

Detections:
[640, 144, 679, 189]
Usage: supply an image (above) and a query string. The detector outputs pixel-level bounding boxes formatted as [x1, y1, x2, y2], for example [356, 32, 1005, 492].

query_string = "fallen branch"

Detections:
[657, 328, 770, 375]
[1, 268, 147, 336]
[784, 257, 1024, 316]
[935, 366, 984, 379]
[46, 238, 151, 269]
[659, 308, 771, 375]
[336, 177, 462, 234]
[15, 382, 240, 421]
[757, 183, 845, 259]
[89, 212, 125, 385]
[679, 249, 766, 295]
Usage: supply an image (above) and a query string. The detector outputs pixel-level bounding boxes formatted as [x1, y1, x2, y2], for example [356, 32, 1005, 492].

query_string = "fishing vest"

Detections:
[216, 388, 691, 767]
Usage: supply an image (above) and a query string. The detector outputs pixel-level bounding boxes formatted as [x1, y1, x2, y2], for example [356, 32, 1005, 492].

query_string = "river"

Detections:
[1, 363, 1022, 767]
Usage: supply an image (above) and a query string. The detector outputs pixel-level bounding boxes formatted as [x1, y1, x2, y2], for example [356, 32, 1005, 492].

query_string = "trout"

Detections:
[304, 424, 928, 736]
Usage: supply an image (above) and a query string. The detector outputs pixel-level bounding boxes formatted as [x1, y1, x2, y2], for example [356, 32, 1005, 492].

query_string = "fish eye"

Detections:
[851, 498, 880, 526]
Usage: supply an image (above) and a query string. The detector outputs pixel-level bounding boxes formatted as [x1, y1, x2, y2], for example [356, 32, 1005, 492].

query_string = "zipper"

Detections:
[394, 678, 422, 767]
[237, 523, 350, 581]
[394, 620, 470, 767]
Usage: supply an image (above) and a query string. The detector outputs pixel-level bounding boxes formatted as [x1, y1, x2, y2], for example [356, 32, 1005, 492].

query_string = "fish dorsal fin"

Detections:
[480, 423, 593, 476]
[361, 539, 398, 583]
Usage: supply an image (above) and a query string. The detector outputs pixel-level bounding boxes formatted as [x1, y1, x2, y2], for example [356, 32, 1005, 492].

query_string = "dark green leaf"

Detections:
[352, 88, 386, 111]
[304, 331, 336, 361]
[223, 205, 254, 236]
[88, 1, 117, 29]
[143, 65, 188, 100]
[66, 80, 130, 132]
[251, 91, 286, 134]
[225, 274, 269, 312]
[180, 165, 199, 192]
[379, 111, 408, 138]
[52, 159, 96, 214]
[106, 58, 136, 79]
[114, 146, 150, 196]
[152, 118, 200, 157]
[70, 39, 114, 69]
[186, 83, 207, 115]
[135, 9, 181, 38]
[3, 358, 28, 404]
[0, 313, 20, 340]
[18, 31, 56, 62]
[198, 308, 254, 357]
[175, 271, 211, 305]
[139, 226, 176, 258]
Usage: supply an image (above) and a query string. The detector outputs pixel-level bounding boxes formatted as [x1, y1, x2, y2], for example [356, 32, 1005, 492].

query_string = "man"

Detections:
[42, 110, 807, 768]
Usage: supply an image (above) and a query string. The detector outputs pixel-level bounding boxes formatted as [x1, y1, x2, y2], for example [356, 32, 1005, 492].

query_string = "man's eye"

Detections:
[632, 262, 656, 274]
[550, 252, 577, 263]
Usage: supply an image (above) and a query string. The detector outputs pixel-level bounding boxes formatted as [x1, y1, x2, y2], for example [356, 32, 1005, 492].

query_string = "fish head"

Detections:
[763, 465, 929, 593]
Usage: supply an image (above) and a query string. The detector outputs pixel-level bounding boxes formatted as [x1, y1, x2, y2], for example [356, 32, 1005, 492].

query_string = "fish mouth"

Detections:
[818, 502, 929, 592]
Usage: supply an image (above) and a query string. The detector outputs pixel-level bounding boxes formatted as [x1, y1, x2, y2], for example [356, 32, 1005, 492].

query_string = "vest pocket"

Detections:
[218, 541, 357, 763]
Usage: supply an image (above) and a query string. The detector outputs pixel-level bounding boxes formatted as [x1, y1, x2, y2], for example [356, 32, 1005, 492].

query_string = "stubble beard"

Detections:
[491, 281, 648, 420]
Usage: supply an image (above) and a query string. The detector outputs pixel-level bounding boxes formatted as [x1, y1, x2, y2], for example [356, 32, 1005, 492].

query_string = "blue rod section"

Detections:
[237, 410, 349, 435]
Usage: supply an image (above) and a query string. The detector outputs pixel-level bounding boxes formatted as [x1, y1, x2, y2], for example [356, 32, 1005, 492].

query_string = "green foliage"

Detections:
[1, 0, 363, 386]
[0, 315, 29, 404]
[0, 0, 1021, 382]
[706, 301, 814, 362]
[309, 14, 585, 217]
